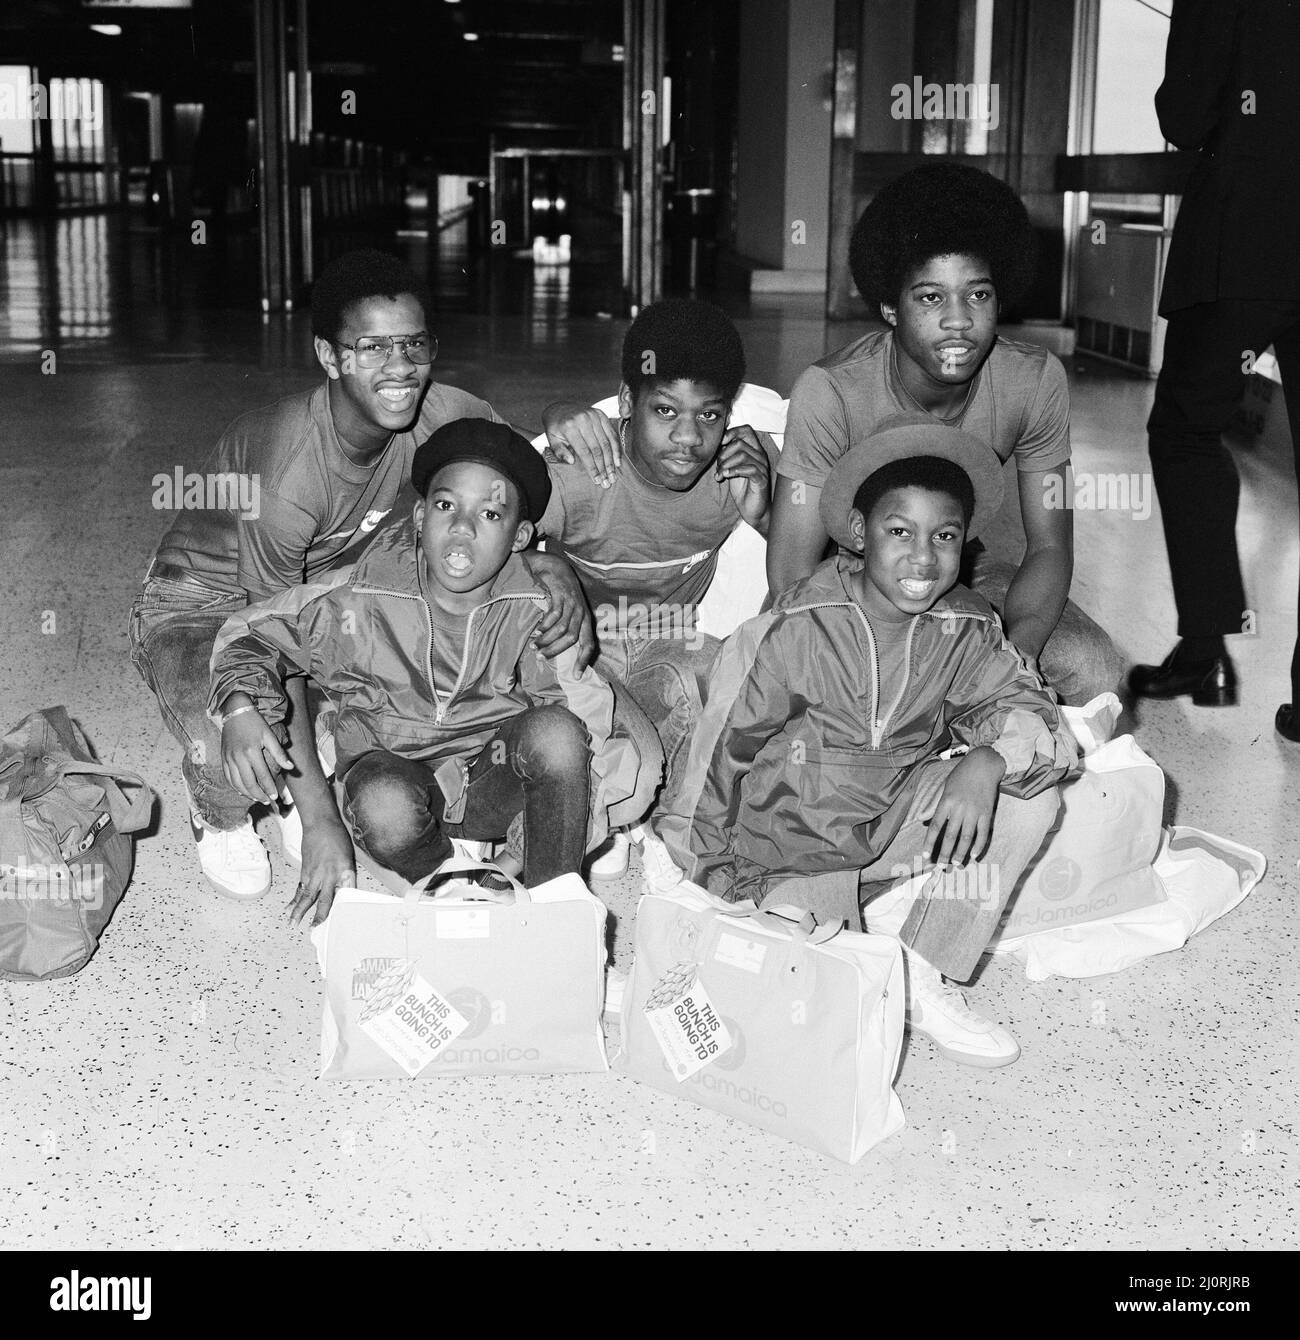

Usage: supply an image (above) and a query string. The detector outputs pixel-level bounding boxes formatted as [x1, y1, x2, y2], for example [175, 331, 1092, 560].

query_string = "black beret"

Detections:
[410, 418, 551, 523]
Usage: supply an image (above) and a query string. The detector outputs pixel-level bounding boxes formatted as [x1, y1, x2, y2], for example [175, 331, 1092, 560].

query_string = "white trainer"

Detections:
[902, 945, 1020, 1068]
[189, 806, 272, 902]
[587, 830, 631, 879]
[638, 831, 684, 892]
[276, 797, 303, 866]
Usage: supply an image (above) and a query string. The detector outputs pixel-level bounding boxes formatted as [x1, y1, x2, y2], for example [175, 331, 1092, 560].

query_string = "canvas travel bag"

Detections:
[0, 706, 154, 981]
[616, 856, 905, 1163]
[311, 857, 609, 1078]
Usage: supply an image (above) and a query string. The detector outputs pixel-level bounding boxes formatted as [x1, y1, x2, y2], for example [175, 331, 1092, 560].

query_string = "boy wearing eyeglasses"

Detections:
[128, 248, 594, 910]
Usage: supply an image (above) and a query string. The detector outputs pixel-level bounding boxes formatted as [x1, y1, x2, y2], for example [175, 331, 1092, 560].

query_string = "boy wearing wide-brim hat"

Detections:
[658, 415, 1078, 1069]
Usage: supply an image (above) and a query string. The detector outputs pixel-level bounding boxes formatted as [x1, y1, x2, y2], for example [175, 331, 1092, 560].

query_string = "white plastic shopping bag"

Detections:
[996, 826, 1265, 980]
[997, 729, 1168, 939]
[864, 694, 1167, 940]
[982, 693, 1267, 977]
[311, 858, 609, 1078]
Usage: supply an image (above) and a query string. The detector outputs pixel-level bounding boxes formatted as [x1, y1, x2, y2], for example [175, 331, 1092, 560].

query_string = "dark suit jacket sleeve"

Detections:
[1155, 0, 1243, 150]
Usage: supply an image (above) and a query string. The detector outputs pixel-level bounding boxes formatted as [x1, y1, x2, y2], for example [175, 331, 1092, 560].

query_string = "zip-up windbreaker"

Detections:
[657, 555, 1078, 902]
[208, 516, 651, 843]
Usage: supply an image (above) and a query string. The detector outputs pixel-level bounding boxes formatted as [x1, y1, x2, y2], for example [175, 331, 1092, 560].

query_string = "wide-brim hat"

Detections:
[819, 412, 1005, 549]
[411, 417, 551, 524]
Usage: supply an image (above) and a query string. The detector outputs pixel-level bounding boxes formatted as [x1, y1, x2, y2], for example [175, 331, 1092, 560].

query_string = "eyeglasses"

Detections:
[335, 333, 438, 368]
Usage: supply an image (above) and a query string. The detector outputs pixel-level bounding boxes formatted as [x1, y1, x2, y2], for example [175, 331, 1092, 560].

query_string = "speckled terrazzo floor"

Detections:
[1, 222, 1296, 1250]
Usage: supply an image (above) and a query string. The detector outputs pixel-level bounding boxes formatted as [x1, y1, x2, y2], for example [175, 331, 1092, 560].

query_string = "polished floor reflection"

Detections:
[0, 216, 1295, 1250]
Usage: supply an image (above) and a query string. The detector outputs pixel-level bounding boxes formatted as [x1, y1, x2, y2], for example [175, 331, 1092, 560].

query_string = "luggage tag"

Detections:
[713, 930, 767, 973]
[642, 960, 733, 1082]
[358, 958, 471, 1077]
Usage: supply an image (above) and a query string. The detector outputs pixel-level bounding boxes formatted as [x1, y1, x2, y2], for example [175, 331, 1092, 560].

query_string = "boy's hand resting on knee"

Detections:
[220, 696, 293, 803]
[290, 816, 356, 928]
[926, 746, 1007, 867]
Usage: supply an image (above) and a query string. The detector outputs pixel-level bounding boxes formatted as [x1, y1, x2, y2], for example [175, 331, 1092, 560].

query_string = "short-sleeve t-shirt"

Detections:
[152, 381, 502, 602]
[781, 330, 1072, 532]
[537, 422, 778, 634]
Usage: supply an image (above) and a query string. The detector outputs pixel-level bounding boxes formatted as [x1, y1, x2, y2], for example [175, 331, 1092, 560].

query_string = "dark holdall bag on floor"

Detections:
[0, 707, 154, 980]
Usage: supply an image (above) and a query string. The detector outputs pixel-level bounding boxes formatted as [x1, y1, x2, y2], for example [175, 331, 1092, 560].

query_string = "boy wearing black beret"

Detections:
[209, 419, 658, 922]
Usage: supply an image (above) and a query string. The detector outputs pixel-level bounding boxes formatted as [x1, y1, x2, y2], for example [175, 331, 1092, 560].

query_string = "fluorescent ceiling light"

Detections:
[89, 24, 123, 36]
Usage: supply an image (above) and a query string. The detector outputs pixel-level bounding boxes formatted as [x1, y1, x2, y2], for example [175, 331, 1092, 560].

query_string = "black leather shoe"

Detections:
[1276, 703, 1300, 742]
[1128, 646, 1238, 706]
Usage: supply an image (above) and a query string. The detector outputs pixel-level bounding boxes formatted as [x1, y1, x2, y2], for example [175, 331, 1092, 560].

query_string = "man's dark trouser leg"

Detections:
[1147, 299, 1300, 641]
[1271, 322, 1300, 704]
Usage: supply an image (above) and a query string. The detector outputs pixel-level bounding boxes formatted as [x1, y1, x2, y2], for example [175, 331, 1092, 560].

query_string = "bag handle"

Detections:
[679, 904, 837, 998]
[402, 854, 530, 906]
[708, 903, 843, 947]
[55, 761, 155, 836]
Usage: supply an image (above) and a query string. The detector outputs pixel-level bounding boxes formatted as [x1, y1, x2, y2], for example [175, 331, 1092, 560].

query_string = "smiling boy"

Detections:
[660, 418, 1077, 1067]
[765, 163, 1122, 705]
[129, 249, 595, 908]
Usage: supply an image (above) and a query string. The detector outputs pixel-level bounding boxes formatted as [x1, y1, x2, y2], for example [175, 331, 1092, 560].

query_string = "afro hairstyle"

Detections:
[849, 164, 1038, 312]
[851, 455, 975, 532]
[311, 249, 429, 342]
[621, 298, 746, 404]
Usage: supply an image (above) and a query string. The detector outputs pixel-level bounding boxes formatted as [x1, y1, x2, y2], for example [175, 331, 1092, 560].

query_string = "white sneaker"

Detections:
[588, 830, 631, 879]
[276, 797, 303, 866]
[638, 831, 684, 892]
[189, 807, 272, 902]
[603, 970, 627, 1018]
[902, 945, 1020, 1068]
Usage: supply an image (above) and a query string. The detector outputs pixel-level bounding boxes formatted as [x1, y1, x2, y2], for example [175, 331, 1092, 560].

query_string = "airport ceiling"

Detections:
[2, 0, 625, 163]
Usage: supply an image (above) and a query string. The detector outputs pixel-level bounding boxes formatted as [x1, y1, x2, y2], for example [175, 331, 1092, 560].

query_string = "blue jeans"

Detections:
[598, 629, 721, 812]
[127, 564, 253, 830]
[340, 706, 592, 886]
[967, 551, 1124, 706]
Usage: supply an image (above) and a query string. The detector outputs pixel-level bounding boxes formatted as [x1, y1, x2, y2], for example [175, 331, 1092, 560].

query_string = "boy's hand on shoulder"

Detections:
[716, 424, 772, 533]
[221, 706, 294, 803]
[925, 747, 1006, 868]
[289, 815, 356, 928]
[542, 402, 621, 489]
[521, 549, 597, 667]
